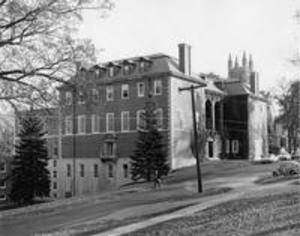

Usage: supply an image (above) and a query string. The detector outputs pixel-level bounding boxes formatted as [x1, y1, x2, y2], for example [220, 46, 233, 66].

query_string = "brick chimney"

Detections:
[178, 43, 191, 76]
[250, 72, 259, 95]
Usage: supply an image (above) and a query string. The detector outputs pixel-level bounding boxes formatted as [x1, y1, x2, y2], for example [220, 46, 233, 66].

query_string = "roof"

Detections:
[61, 53, 206, 89]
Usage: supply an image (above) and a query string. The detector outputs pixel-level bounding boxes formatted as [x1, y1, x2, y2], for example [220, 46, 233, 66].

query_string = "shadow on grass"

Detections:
[254, 174, 300, 185]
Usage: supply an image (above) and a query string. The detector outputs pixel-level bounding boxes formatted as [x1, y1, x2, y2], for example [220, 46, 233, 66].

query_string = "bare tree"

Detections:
[0, 0, 114, 111]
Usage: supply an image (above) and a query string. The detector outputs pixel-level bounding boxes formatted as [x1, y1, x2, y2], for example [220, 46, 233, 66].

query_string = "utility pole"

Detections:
[179, 84, 204, 193]
[72, 85, 77, 197]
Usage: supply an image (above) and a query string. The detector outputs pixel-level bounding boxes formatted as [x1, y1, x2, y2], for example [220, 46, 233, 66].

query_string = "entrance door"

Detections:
[208, 141, 214, 158]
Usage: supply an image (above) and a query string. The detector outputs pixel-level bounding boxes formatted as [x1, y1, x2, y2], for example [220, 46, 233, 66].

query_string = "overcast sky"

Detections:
[80, 0, 300, 91]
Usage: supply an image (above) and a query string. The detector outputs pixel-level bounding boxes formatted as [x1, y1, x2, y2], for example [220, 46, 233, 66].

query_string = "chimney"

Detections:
[178, 43, 191, 76]
[250, 72, 259, 94]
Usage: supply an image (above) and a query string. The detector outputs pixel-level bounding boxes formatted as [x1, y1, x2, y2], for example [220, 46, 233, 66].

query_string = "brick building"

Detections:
[12, 45, 269, 200]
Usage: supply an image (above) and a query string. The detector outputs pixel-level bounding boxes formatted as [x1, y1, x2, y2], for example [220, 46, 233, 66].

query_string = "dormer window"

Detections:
[124, 65, 130, 74]
[140, 61, 145, 71]
[138, 57, 152, 73]
[108, 67, 114, 77]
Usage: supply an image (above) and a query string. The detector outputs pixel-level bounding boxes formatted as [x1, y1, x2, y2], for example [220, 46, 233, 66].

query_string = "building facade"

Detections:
[12, 45, 269, 200]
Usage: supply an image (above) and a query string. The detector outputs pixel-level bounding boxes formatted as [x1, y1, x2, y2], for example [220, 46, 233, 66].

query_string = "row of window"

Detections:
[225, 140, 239, 154]
[65, 80, 163, 105]
[64, 109, 163, 135]
[62, 163, 128, 179]
[93, 59, 151, 78]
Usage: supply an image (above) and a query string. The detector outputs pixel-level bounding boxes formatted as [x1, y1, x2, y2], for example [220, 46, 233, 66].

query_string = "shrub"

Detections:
[272, 161, 300, 177]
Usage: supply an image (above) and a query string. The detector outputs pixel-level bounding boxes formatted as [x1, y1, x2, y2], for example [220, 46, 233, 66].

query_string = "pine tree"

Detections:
[9, 113, 50, 204]
[130, 100, 169, 182]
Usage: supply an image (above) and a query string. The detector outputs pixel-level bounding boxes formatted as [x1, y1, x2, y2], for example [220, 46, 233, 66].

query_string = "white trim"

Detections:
[77, 115, 86, 134]
[91, 115, 100, 133]
[65, 116, 73, 135]
[121, 111, 130, 132]
[106, 113, 115, 133]
[121, 84, 129, 99]
[154, 79, 162, 96]
[106, 86, 114, 102]
[136, 109, 145, 130]
[137, 82, 145, 97]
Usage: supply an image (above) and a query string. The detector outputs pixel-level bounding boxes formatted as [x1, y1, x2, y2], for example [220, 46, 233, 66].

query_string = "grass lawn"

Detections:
[127, 190, 300, 236]
[255, 174, 300, 185]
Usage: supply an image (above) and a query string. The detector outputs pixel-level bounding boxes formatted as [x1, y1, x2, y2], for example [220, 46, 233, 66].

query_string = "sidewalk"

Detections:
[93, 191, 243, 236]
[94, 177, 295, 236]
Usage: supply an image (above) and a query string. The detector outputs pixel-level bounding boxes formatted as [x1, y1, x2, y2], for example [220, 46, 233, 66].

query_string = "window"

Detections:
[92, 89, 99, 102]
[106, 113, 115, 132]
[136, 110, 145, 130]
[108, 67, 114, 77]
[232, 140, 239, 154]
[108, 163, 114, 178]
[78, 91, 85, 104]
[106, 86, 114, 101]
[65, 116, 73, 135]
[66, 91, 72, 105]
[53, 181, 57, 190]
[123, 164, 129, 178]
[67, 164, 71, 177]
[91, 115, 100, 133]
[155, 108, 163, 129]
[121, 111, 130, 132]
[0, 180, 6, 189]
[0, 194, 6, 201]
[124, 65, 130, 74]
[137, 82, 145, 97]
[80, 164, 85, 177]
[0, 161, 6, 173]
[105, 142, 115, 156]
[53, 147, 58, 156]
[53, 170, 57, 178]
[53, 192, 57, 198]
[140, 61, 145, 72]
[78, 115, 86, 134]
[121, 84, 129, 99]
[53, 160, 57, 168]
[154, 80, 162, 95]
[225, 140, 230, 154]
[94, 164, 99, 177]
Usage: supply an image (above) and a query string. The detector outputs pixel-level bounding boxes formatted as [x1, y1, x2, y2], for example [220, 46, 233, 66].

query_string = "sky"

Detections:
[78, 0, 300, 91]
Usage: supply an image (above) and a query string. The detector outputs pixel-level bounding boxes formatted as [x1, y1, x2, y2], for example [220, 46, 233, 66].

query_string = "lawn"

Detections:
[127, 190, 300, 236]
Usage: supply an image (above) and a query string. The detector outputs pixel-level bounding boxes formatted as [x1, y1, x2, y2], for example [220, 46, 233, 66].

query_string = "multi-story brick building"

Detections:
[12, 44, 269, 200]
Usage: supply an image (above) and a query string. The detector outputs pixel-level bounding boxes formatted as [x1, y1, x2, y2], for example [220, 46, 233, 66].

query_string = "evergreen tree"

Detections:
[130, 100, 169, 182]
[9, 113, 50, 204]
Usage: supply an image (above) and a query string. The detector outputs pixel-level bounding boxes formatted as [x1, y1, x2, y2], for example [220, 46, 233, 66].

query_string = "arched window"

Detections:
[215, 102, 221, 131]
[205, 100, 212, 129]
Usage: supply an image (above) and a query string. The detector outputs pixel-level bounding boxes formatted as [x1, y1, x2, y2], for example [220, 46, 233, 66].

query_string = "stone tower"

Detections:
[228, 52, 253, 84]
